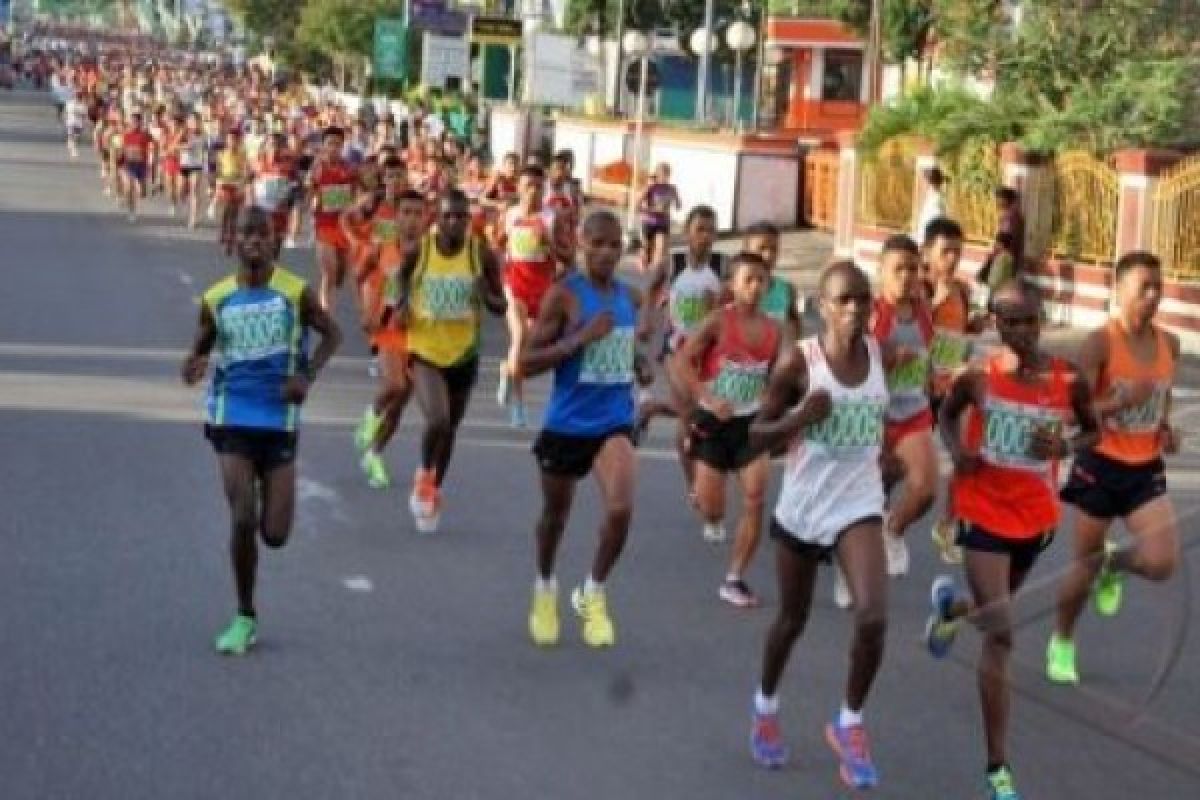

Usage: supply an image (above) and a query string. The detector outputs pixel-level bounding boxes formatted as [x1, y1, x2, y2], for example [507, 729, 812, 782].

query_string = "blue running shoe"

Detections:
[924, 574, 962, 659]
[750, 709, 788, 769]
[825, 719, 878, 789]
[510, 401, 528, 429]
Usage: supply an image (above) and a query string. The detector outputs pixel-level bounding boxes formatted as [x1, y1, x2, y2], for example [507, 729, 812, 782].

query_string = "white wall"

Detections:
[736, 154, 799, 230]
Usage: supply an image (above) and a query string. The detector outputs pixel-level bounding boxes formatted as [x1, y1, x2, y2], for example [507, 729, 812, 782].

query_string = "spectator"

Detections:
[912, 165, 947, 244]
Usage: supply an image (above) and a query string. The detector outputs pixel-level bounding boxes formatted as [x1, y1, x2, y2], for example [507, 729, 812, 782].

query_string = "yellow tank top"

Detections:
[406, 233, 481, 367]
[217, 149, 245, 184]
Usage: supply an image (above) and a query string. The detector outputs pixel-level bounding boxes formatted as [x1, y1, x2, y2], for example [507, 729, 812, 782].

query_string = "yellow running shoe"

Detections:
[528, 584, 560, 647]
[571, 586, 615, 648]
[931, 518, 964, 565]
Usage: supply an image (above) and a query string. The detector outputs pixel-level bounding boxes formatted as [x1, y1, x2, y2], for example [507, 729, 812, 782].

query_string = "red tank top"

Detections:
[700, 308, 780, 417]
[1095, 322, 1174, 465]
[312, 160, 357, 225]
[952, 355, 1073, 539]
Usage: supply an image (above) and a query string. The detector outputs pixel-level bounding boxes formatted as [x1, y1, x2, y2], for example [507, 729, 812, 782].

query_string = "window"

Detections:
[821, 49, 862, 103]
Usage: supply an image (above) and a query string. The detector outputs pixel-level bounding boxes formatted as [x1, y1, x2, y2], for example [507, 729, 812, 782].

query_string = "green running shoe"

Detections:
[986, 765, 1021, 800]
[1045, 633, 1079, 685]
[354, 407, 380, 452]
[215, 614, 257, 656]
[1094, 539, 1124, 617]
[360, 450, 391, 489]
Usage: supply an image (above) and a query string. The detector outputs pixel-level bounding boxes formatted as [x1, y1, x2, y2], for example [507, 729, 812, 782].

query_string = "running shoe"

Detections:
[832, 565, 852, 610]
[283, 236, 297, 249]
[215, 614, 257, 656]
[354, 407, 380, 452]
[409, 468, 440, 534]
[884, 531, 909, 577]
[1094, 539, 1124, 617]
[496, 370, 511, 408]
[719, 578, 760, 609]
[986, 765, 1022, 800]
[571, 586, 615, 647]
[509, 401, 528, 429]
[702, 522, 727, 543]
[360, 451, 390, 489]
[924, 575, 962, 659]
[825, 718, 879, 790]
[931, 518, 963, 565]
[1045, 633, 1079, 685]
[367, 356, 380, 379]
[528, 584, 559, 647]
[750, 709, 788, 769]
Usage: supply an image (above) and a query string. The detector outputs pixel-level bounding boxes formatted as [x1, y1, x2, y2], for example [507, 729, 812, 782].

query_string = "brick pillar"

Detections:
[1113, 149, 1183, 257]
[833, 130, 859, 259]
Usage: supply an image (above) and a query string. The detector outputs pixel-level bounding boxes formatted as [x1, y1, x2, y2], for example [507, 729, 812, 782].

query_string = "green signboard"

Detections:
[373, 18, 407, 81]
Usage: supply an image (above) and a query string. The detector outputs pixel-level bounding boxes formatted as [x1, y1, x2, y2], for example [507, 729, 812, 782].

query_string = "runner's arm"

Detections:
[1064, 364, 1100, 454]
[749, 344, 827, 451]
[783, 283, 802, 343]
[1078, 328, 1123, 418]
[519, 284, 574, 377]
[678, 313, 723, 409]
[299, 286, 342, 381]
[180, 303, 217, 385]
[478, 246, 507, 316]
[637, 257, 670, 341]
[938, 367, 985, 473]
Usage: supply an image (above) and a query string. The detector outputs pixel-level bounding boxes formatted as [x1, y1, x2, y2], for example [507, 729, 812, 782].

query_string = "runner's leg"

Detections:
[217, 453, 259, 615]
[588, 435, 637, 583]
[835, 518, 888, 710]
[1053, 510, 1110, 639]
[759, 541, 820, 695]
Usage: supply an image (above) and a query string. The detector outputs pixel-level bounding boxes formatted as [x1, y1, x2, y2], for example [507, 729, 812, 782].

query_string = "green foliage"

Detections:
[828, 0, 935, 63]
[862, 0, 1200, 159]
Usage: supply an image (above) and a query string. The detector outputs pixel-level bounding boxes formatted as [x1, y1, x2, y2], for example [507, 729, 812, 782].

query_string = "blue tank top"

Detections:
[543, 272, 637, 436]
[203, 267, 309, 432]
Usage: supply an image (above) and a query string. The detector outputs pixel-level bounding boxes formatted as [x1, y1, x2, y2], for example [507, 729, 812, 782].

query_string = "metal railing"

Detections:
[1152, 154, 1200, 282]
[1049, 151, 1119, 265]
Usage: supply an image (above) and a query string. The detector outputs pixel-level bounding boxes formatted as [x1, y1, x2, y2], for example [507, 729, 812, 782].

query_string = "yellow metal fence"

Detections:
[1152, 154, 1200, 281]
[1049, 151, 1119, 264]
[859, 137, 916, 232]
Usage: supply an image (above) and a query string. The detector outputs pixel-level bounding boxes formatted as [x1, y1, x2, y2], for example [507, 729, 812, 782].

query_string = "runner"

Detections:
[214, 129, 248, 256]
[178, 112, 207, 228]
[743, 221, 803, 343]
[64, 89, 88, 159]
[1048, 251, 1181, 685]
[119, 110, 154, 222]
[871, 234, 937, 578]
[346, 180, 428, 489]
[521, 210, 648, 648]
[309, 126, 358, 311]
[638, 206, 727, 512]
[482, 151, 520, 248]
[924, 217, 985, 564]
[636, 162, 682, 272]
[249, 131, 297, 257]
[748, 260, 890, 790]
[545, 149, 582, 268]
[679, 252, 781, 607]
[389, 190, 506, 533]
[180, 206, 342, 656]
[924, 281, 1098, 800]
[496, 165, 568, 428]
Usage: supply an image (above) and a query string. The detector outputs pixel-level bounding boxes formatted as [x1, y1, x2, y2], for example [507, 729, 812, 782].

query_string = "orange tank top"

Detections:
[952, 355, 1073, 540]
[1095, 322, 1174, 464]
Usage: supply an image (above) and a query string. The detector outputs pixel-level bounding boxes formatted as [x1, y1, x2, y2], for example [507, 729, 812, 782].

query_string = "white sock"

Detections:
[535, 575, 557, 593]
[838, 704, 863, 728]
[725, 573, 741, 584]
[584, 576, 604, 595]
[754, 688, 779, 715]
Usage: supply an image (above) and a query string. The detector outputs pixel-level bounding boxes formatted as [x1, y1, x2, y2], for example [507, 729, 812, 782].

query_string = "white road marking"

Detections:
[342, 575, 374, 592]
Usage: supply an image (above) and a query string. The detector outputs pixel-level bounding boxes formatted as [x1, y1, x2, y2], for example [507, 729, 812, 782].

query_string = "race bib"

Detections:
[981, 397, 1062, 472]
[930, 330, 971, 373]
[580, 327, 635, 386]
[420, 276, 474, 321]
[1111, 380, 1169, 434]
[710, 359, 769, 414]
[508, 224, 547, 261]
[672, 294, 709, 331]
[888, 352, 929, 396]
[219, 297, 291, 363]
[320, 184, 353, 212]
[372, 219, 398, 244]
[806, 399, 886, 451]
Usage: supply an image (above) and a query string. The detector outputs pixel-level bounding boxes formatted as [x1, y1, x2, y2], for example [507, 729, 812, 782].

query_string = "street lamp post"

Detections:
[725, 19, 755, 131]
[689, 26, 717, 122]
[622, 29, 650, 244]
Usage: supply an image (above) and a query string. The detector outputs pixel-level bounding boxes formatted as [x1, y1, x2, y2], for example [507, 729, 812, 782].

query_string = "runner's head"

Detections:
[550, 150, 573, 183]
[381, 157, 408, 195]
[235, 207, 274, 273]
[435, 189, 471, 249]
[1114, 250, 1163, 331]
[501, 151, 519, 176]
[743, 221, 780, 272]
[654, 162, 671, 182]
[922, 217, 963, 283]
[396, 189, 427, 240]
[818, 260, 872, 340]
[879, 233, 921, 303]
[684, 205, 718, 256]
[518, 164, 545, 209]
[728, 252, 770, 309]
[989, 280, 1042, 359]
[321, 125, 343, 158]
[580, 210, 623, 283]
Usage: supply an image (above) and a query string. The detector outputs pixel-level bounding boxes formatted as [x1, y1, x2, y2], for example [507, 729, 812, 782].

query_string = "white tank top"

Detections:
[774, 335, 890, 546]
[667, 261, 722, 350]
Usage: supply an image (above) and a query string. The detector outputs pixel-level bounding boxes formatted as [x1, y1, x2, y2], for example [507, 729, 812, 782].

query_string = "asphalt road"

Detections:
[1, 89, 1198, 800]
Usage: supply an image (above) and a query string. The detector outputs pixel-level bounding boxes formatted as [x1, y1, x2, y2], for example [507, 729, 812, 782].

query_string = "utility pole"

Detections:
[866, 0, 883, 105]
[695, 0, 714, 121]
[613, 0, 626, 114]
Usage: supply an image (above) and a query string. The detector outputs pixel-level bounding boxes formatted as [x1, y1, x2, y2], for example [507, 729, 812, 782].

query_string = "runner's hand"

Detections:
[282, 375, 310, 404]
[708, 398, 734, 422]
[1028, 423, 1066, 461]
[950, 448, 983, 476]
[575, 311, 614, 346]
[181, 354, 208, 385]
[795, 388, 832, 426]
[1160, 424, 1181, 455]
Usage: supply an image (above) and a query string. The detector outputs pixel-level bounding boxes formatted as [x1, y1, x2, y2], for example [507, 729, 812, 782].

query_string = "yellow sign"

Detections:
[471, 16, 522, 44]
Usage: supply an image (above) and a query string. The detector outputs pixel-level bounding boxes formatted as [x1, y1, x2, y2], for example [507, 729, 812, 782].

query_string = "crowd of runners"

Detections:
[31, 41, 1188, 800]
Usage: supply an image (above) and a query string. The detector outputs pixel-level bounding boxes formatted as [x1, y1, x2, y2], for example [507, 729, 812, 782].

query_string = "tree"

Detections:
[861, 0, 1200, 157]
[294, 0, 407, 89]
[224, 0, 302, 46]
[830, 0, 935, 64]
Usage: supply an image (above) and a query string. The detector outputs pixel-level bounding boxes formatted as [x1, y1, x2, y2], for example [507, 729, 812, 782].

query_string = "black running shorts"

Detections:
[534, 427, 632, 479]
[205, 425, 297, 474]
[1059, 448, 1167, 520]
